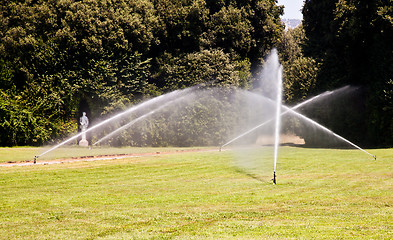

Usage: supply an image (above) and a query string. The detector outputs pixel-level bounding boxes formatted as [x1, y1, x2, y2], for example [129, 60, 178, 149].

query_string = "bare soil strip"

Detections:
[0, 148, 220, 167]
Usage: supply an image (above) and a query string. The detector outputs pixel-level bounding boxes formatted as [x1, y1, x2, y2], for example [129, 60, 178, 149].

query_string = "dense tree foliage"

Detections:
[0, 0, 284, 146]
[302, 0, 393, 146]
[277, 25, 320, 102]
[1, 0, 391, 147]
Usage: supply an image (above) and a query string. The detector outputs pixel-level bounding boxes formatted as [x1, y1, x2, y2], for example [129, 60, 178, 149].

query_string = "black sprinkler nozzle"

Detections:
[374, 155, 377, 160]
[273, 171, 276, 185]
[33, 156, 38, 164]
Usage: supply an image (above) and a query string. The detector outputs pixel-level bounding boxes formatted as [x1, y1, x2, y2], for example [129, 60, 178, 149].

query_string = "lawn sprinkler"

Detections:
[33, 156, 38, 164]
[273, 171, 276, 185]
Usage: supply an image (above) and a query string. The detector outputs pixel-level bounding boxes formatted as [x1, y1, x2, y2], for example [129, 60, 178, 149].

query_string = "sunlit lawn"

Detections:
[0, 146, 208, 163]
[0, 147, 392, 239]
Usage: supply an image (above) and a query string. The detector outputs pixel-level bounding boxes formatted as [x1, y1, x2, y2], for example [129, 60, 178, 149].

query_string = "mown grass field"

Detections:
[0, 147, 392, 239]
[0, 146, 208, 164]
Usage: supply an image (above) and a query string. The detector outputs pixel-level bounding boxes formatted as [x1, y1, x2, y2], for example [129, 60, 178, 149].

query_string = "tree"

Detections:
[277, 25, 320, 102]
[156, 49, 250, 90]
[302, 0, 393, 146]
[0, 0, 153, 145]
[0, 0, 284, 146]
[204, 6, 254, 56]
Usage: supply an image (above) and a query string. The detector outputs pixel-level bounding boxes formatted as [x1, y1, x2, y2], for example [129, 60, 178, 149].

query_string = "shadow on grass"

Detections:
[234, 167, 271, 183]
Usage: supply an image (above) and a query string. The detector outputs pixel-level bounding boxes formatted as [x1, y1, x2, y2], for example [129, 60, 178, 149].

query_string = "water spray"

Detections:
[221, 83, 374, 185]
[281, 105, 376, 159]
[220, 88, 339, 149]
[35, 87, 199, 158]
[93, 96, 189, 145]
[221, 87, 374, 160]
[272, 65, 283, 185]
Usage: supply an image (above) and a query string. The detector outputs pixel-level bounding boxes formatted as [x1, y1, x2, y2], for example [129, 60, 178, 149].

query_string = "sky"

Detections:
[277, 0, 304, 19]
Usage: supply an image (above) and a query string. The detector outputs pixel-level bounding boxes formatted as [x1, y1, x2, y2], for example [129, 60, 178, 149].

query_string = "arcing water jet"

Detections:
[223, 88, 376, 160]
[35, 87, 197, 161]
[93, 96, 189, 145]
[220, 86, 348, 149]
[282, 104, 376, 159]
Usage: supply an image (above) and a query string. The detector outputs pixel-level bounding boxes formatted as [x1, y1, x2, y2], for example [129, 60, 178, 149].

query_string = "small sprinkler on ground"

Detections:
[373, 155, 377, 160]
[273, 171, 276, 185]
[33, 156, 38, 164]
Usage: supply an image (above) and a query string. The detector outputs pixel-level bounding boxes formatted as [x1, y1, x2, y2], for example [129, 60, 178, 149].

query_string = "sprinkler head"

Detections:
[272, 171, 276, 185]
[373, 155, 377, 160]
[33, 156, 38, 164]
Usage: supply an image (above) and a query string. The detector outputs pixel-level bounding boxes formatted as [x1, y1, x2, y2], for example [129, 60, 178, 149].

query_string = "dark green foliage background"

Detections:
[300, 0, 393, 147]
[277, 0, 392, 147]
[0, 0, 391, 147]
[0, 0, 283, 146]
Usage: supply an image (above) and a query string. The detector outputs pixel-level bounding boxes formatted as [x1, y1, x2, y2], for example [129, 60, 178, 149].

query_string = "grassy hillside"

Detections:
[0, 147, 392, 239]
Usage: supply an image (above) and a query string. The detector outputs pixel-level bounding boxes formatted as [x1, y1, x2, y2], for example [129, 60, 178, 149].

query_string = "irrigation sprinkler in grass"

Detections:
[32, 87, 197, 162]
[222, 91, 377, 159]
[273, 171, 276, 185]
[272, 65, 283, 185]
[221, 86, 376, 184]
[32, 81, 224, 162]
[220, 87, 348, 149]
[221, 87, 339, 184]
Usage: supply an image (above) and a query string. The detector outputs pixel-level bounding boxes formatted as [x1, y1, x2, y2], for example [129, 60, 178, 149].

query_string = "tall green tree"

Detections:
[277, 25, 320, 102]
[0, 0, 284, 146]
[302, 0, 393, 146]
[0, 0, 153, 145]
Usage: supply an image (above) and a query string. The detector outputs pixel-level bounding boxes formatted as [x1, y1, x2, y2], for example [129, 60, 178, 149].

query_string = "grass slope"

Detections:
[0, 147, 392, 239]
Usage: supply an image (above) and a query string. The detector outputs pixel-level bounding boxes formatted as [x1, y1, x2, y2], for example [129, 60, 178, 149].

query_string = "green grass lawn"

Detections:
[0, 146, 210, 163]
[0, 147, 392, 239]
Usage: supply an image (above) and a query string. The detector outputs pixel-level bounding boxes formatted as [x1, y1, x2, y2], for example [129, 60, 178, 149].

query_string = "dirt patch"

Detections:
[0, 148, 220, 167]
[256, 134, 305, 145]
